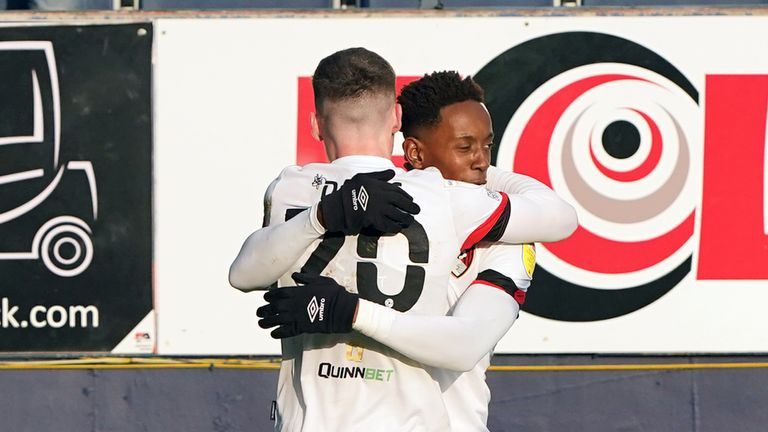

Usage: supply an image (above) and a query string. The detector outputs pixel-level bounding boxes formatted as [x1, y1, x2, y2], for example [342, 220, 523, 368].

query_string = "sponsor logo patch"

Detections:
[523, 244, 536, 278]
[318, 362, 394, 382]
[311, 174, 326, 190]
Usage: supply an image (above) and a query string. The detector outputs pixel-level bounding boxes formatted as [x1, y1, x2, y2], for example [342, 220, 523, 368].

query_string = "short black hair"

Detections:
[398, 71, 485, 138]
[312, 47, 396, 112]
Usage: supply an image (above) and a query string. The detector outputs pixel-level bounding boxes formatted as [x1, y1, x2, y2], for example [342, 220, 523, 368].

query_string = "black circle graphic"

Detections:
[475, 32, 697, 164]
[57, 242, 76, 259]
[602, 120, 640, 160]
[474, 32, 698, 321]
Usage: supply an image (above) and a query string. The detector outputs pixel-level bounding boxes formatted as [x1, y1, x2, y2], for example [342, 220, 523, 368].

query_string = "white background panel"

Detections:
[153, 16, 768, 354]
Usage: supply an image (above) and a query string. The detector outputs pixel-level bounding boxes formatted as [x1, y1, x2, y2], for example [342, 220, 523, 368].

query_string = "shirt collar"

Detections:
[331, 155, 396, 169]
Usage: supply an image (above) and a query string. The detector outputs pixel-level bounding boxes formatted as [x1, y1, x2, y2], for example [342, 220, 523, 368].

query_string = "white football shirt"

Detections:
[264, 156, 512, 432]
[439, 242, 535, 431]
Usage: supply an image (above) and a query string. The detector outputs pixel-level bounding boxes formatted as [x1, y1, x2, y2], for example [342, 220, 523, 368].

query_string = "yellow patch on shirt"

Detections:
[523, 243, 536, 278]
[346, 345, 364, 362]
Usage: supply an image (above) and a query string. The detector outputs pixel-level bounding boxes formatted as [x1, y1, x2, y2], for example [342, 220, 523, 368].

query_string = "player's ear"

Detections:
[310, 112, 323, 141]
[403, 137, 425, 169]
[392, 103, 403, 135]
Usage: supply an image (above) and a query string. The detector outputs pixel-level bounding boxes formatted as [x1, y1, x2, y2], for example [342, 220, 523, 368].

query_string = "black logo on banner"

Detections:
[475, 32, 699, 322]
[0, 42, 96, 277]
[0, 25, 153, 352]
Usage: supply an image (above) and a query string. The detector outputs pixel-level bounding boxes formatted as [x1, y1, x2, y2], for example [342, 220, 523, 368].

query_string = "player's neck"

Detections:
[325, 137, 393, 161]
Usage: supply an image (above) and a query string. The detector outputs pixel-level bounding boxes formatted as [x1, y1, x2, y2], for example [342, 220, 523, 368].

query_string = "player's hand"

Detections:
[256, 272, 359, 339]
[319, 169, 420, 235]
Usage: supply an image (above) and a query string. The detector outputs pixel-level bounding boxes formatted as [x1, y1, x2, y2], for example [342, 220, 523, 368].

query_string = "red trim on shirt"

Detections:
[461, 248, 475, 267]
[513, 290, 527, 305]
[472, 279, 506, 292]
[472, 280, 527, 305]
[460, 192, 510, 251]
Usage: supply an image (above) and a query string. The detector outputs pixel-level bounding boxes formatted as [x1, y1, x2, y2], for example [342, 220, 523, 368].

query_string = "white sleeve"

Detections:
[353, 285, 518, 372]
[228, 177, 326, 291]
[447, 181, 511, 251]
[486, 165, 578, 243]
[353, 243, 532, 371]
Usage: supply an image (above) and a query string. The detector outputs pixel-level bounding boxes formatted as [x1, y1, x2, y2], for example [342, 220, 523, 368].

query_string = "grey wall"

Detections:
[0, 368, 278, 431]
[488, 356, 768, 432]
[1, 356, 766, 431]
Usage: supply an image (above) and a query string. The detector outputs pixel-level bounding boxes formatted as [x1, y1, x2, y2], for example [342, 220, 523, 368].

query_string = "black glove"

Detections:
[319, 169, 420, 235]
[257, 272, 359, 339]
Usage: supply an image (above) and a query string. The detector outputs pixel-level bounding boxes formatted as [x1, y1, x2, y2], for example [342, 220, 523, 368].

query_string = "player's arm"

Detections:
[229, 170, 327, 291]
[451, 175, 577, 252]
[257, 273, 521, 371]
[485, 166, 578, 243]
[353, 244, 531, 371]
[258, 244, 531, 372]
[229, 169, 419, 291]
[228, 203, 325, 291]
[354, 281, 520, 371]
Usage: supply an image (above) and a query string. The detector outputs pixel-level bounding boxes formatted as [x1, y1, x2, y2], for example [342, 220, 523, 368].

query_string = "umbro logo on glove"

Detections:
[306, 296, 326, 323]
[319, 170, 419, 235]
[350, 186, 369, 211]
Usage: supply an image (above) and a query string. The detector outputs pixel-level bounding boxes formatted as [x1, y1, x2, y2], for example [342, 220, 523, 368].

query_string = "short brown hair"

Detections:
[312, 47, 396, 113]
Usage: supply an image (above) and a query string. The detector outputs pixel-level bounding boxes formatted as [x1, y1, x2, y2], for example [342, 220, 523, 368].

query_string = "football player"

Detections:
[230, 50, 576, 431]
